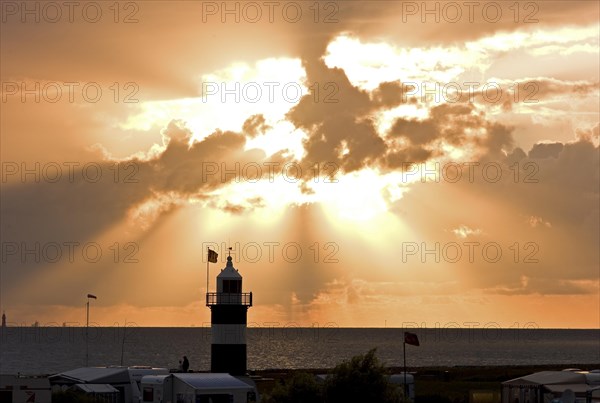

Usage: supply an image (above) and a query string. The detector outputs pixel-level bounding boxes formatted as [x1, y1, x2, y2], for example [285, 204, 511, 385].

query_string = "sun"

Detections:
[309, 169, 389, 221]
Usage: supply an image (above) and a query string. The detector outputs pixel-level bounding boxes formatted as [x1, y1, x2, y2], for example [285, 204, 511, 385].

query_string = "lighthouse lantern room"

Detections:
[206, 254, 252, 375]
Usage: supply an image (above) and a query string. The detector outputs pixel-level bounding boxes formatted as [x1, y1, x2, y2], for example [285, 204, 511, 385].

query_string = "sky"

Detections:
[0, 1, 599, 329]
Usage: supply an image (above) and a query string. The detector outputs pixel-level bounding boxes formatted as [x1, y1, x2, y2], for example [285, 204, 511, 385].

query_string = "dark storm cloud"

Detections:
[385, 147, 434, 166]
[389, 119, 438, 145]
[528, 142, 564, 159]
[286, 60, 386, 174]
[387, 103, 493, 153]
[370, 81, 415, 108]
[286, 55, 518, 175]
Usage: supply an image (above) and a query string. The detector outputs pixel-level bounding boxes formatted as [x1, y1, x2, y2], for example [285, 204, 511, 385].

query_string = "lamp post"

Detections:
[86, 294, 97, 366]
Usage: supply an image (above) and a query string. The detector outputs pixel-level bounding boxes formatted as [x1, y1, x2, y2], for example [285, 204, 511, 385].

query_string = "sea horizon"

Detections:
[2, 325, 599, 330]
[2, 327, 598, 375]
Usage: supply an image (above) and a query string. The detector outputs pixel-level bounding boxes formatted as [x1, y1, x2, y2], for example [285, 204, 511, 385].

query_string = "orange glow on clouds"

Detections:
[1, 1, 598, 329]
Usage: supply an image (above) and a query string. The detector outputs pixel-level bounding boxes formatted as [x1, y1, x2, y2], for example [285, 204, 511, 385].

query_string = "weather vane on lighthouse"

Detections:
[205, 247, 253, 375]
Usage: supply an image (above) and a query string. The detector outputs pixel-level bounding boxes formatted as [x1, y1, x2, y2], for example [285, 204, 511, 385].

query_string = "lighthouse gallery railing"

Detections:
[206, 292, 252, 306]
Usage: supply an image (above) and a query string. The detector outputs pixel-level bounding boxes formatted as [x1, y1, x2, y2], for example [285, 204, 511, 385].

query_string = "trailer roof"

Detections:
[544, 383, 598, 393]
[141, 375, 171, 384]
[502, 371, 587, 386]
[50, 367, 130, 384]
[73, 383, 119, 394]
[173, 373, 252, 390]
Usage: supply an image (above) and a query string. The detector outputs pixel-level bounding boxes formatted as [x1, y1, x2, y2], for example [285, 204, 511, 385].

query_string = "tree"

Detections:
[324, 348, 401, 403]
[262, 372, 323, 403]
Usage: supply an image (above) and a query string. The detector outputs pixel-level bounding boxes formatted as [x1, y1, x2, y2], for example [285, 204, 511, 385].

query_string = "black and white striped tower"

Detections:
[206, 253, 252, 375]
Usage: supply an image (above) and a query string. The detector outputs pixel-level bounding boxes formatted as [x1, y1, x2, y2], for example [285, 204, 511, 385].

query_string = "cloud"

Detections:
[242, 114, 271, 138]
[528, 216, 552, 228]
[2, 3, 598, 325]
[0, 120, 286, 300]
[452, 226, 483, 239]
[285, 56, 519, 179]
[387, 136, 599, 297]
[286, 59, 386, 174]
[528, 142, 564, 159]
[489, 278, 598, 296]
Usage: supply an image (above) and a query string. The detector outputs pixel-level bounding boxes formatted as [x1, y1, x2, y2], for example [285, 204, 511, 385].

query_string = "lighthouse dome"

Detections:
[217, 256, 242, 279]
[216, 256, 243, 294]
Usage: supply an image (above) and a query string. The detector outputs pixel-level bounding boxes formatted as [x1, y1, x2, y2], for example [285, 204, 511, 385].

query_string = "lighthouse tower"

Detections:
[206, 254, 252, 375]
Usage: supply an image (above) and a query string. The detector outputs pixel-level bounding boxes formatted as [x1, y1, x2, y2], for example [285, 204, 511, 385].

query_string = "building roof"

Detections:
[217, 256, 242, 279]
[173, 373, 252, 390]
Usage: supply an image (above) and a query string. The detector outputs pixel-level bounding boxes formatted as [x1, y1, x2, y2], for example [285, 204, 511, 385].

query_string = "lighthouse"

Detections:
[206, 253, 252, 375]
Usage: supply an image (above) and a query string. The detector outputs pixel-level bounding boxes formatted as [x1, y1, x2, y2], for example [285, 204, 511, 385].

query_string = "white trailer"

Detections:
[140, 375, 173, 403]
[141, 373, 256, 403]
[127, 366, 170, 403]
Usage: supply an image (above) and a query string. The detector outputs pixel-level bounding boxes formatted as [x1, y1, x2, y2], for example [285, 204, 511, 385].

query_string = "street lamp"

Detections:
[86, 294, 97, 366]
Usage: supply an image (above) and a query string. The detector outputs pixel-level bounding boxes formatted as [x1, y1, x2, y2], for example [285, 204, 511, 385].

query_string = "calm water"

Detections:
[1, 327, 599, 374]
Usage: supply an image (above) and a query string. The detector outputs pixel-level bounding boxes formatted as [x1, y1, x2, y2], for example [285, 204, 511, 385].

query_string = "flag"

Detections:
[404, 331, 419, 346]
[208, 249, 218, 263]
[87, 294, 97, 299]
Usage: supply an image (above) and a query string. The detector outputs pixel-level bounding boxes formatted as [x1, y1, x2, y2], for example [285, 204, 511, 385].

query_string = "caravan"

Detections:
[49, 366, 169, 403]
[140, 373, 257, 403]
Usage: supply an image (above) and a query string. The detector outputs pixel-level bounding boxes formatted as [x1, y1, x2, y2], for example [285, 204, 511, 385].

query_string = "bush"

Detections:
[324, 349, 401, 403]
[262, 372, 322, 403]
[262, 349, 403, 403]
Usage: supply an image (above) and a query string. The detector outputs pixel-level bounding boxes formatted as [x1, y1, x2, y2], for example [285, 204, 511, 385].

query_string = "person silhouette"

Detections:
[182, 356, 189, 372]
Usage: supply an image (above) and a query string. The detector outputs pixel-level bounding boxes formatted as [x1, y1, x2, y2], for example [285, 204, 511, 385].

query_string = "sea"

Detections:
[1, 327, 599, 375]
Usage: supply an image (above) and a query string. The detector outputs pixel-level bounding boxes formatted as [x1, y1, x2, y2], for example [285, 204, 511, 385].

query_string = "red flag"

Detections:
[404, 331, 419, 346]
[87, 294, 97, 299]
[208, 249, 218, 263]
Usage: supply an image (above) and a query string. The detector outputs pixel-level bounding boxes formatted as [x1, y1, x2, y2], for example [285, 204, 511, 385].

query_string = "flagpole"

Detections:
[206, 247, 210, 296]
[85, 294, 97, 367]
[403, 340, 407, 398]
[86, 299, 89, 366]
